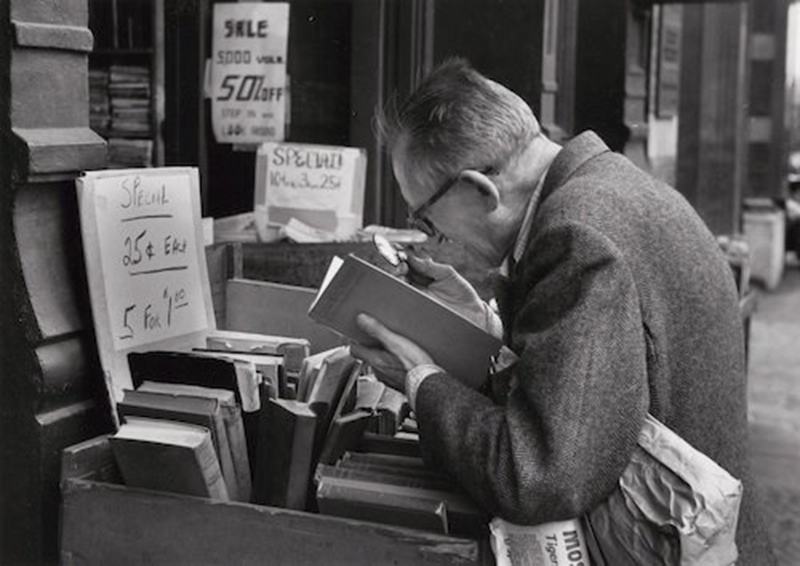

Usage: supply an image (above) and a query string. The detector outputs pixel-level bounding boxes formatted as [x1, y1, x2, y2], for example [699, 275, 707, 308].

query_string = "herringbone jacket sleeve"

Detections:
[414, 220, 649, 525]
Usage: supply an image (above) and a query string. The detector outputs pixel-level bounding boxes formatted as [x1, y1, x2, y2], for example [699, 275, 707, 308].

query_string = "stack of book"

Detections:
[111, 417, 230, 500]
[109, 332, 309, 502]
[108, 64, 151, 138]
[253, 346, 365, 509]
[89, 67, 110, 133]
[107, 138, 154, 168]
[112, 381, 249, 502]
[315, 450, 488, 538]
[100, 63, 153, 168]
[354, 375, 411, 436]
[110, 340, 375, 514]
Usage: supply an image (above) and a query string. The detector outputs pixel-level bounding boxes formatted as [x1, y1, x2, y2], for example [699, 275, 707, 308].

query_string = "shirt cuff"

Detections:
[406, 364, 445, 412]
[484, 301, 504, 340]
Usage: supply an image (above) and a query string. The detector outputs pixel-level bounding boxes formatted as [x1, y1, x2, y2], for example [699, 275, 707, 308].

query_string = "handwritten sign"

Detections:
[254, 142, 366, 239]
[89, 170, 209, 350]
[211, 3, 289, 144]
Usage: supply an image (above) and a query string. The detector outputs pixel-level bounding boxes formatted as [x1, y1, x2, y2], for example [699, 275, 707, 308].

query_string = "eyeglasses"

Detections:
[407, 167, 496, 237]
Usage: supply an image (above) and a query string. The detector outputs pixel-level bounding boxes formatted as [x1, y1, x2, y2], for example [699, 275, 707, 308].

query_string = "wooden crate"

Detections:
[59, 255, 493, 565]
[240, 240, 496, 300]
[60, 437, 491, 566]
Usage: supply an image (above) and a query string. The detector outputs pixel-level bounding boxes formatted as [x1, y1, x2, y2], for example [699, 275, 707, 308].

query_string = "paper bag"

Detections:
[585, 414, 743, 566]
[490, 517, 590, 566]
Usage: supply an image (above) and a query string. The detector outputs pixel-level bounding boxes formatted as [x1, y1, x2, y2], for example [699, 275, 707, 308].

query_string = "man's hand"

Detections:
[349, 314, 434, 392]
[407, 256, 501, 338]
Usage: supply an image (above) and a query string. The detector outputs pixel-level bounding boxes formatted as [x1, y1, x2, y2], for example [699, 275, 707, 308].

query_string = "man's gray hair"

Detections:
[377, 58, 540, 190]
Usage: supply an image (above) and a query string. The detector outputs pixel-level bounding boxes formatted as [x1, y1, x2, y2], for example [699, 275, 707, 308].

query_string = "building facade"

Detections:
[1, 0, 794, 563]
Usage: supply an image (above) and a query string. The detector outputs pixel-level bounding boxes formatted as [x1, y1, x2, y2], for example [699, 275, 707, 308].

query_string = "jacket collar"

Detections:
[540, 131, 611, 204]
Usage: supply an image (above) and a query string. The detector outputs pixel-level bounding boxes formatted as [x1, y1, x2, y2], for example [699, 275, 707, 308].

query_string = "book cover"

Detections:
[358, 432, 422, 459]
[127, 350, 262, 468]
[316, 475, 449, 535]
[315, 463, 454, 493]
[326, 359, 361, 425]
[190, 349, 283, 386]
[253, 398, 317, 510]
[317, 410, 372, 466]
[110, 417, 229, 501]
[354, 376, 386, 413]
[205, 329, 310, 377]
[128, 350, 240, 399]
[340, 451, 431, 473]
[117, 388, 241, 501]
[136, 381, 252, 503]
[335, 451, 451, 487]
[296, 346, 345, 402]
[306, 349, 361, 461]
[308, 254, 502, 389]
[372, 385, 410, 436]
[305, 348, 358, 407]
[317, 474, 486, 538]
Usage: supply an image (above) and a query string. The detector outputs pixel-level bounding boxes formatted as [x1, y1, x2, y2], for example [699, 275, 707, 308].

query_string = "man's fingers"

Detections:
[356, 313, 389, 340]
[357, 313, 407, 354]
[356, 313, 433, 369]
[349, 341, 397, 367]
[406, 255, 454, 280]
[356, 313, 400, 351]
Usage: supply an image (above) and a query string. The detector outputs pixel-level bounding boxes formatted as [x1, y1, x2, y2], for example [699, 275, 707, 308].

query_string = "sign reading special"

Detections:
[211, 3, 289, 144]
[83, 169, 209, 351]
[254, 142, 367, 238]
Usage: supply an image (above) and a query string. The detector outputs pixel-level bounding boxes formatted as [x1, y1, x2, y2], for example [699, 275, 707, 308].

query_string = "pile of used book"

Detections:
[105, 337, 484, 538]
[88, 64, 154, 167]
[315, 450, 487, 538]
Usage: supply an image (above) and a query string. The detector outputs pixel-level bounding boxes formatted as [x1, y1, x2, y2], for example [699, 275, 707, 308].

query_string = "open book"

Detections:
[308, 255, 501, 389]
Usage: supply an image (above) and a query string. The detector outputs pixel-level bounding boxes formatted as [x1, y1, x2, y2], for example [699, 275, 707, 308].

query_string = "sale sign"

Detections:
[211, 3, 289, 144]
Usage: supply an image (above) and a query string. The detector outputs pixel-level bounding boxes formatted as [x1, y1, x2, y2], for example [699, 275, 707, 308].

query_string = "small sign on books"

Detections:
[254, 141, 367, 241]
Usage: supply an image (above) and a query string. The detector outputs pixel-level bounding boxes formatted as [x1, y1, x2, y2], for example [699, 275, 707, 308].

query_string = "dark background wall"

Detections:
[0, 1, 112, 564]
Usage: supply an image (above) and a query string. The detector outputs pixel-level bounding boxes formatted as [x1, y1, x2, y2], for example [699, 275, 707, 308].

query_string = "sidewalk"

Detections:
[747, 257, 800, 566]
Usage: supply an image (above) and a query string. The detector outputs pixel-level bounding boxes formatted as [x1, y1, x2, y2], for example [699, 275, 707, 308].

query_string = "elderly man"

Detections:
[351, 59, 774, 564]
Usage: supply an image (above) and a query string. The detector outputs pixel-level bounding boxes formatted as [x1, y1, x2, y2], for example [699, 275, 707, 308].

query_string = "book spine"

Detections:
[211, 405, 242, 502]
[116, 400, 240, 502]
[316, 479, 449, 534]
[194, 435, 231, 501]
[315, 464, 453, 492]
[254, 400, 317, 510]
[222, 405, 252, 502]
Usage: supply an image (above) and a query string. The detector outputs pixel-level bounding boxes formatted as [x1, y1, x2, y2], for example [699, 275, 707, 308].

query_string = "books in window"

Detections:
[308, 254, 502, 390]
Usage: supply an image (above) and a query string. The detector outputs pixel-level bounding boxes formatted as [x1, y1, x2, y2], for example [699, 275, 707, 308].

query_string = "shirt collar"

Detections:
[499, 165, 550, 276]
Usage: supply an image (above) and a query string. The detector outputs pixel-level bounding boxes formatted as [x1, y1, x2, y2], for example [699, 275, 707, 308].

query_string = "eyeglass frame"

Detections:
[407, 166, 496, 237]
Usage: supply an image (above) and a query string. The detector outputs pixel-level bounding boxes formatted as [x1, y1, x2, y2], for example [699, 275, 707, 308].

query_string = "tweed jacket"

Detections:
[414, 131, 775, 565]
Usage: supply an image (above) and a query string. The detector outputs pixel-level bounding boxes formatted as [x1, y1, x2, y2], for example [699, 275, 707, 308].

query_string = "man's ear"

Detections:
[459, 169, 500, 211]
